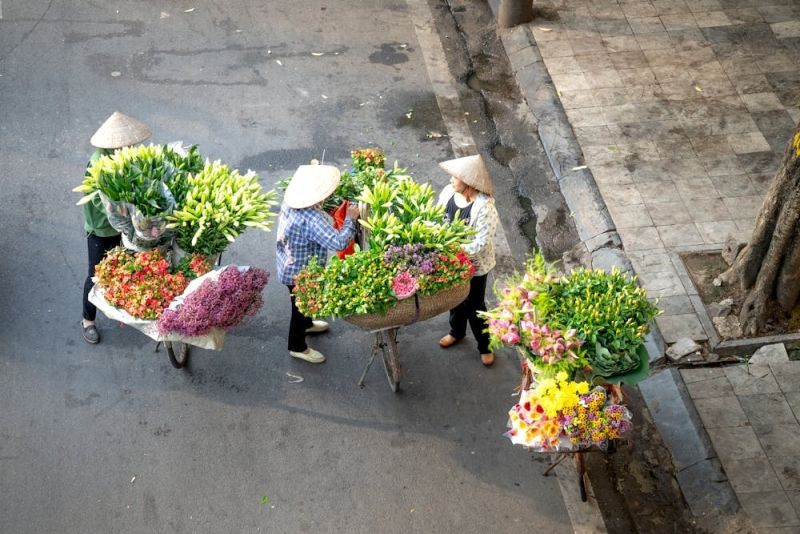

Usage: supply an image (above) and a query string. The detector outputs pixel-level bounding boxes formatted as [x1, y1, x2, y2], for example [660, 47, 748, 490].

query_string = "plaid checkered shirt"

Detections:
[276, 204, 357, 286]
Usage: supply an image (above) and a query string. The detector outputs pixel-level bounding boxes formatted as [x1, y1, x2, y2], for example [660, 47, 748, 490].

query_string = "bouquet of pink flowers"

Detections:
[158, 266, 269, 337]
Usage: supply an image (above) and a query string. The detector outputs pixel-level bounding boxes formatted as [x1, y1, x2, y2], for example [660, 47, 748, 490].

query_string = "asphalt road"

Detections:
[0, 1, 572, 532]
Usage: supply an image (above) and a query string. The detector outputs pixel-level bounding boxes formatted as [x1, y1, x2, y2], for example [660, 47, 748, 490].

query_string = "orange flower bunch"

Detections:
[95, 247, 189, 320]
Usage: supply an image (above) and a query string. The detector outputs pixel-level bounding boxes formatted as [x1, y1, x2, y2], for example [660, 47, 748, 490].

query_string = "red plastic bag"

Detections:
[331, 200, 356, 259]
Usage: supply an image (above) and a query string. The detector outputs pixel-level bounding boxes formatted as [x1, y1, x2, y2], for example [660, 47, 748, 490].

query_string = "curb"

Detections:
[495, 21, 740, 520]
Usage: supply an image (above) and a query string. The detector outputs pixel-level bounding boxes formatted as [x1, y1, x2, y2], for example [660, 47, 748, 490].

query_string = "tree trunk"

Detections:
[721, 126, 800, 336]
[498, 0, 533, 28]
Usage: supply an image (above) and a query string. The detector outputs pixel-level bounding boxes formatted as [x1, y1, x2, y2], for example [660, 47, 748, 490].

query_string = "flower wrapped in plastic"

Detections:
[505, 372, 631, 451]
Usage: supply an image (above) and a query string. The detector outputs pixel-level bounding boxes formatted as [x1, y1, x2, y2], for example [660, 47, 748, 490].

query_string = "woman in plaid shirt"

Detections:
[276, 164, 360, 363]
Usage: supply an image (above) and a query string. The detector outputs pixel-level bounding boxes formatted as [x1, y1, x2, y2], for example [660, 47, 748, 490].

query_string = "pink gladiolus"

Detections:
[502, 331, 520, 344]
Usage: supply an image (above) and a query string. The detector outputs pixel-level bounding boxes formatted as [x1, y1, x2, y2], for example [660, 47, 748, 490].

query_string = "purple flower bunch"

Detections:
[559, 388, 632, 449]
[158, 266, 269, 337]
[383, 243, 439, 276]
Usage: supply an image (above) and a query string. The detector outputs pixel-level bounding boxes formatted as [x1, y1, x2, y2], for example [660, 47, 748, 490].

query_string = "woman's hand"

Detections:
[346, 203, 360, 220]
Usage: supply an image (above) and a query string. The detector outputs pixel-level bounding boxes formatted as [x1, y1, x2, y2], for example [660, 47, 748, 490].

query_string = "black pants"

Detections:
[287, 285, 313, 352]
[449, 273, 491, 354]
[82, 233, 121, 321]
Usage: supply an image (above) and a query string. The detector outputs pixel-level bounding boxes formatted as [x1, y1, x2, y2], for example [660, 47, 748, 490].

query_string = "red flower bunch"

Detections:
[189, 254, 211, 277]
[351, 147, 385, 172]
[419, 248, 474, 294]
[95, 247, 188, 320]
[456, 251, 476, 277]
[175, 252, 212, 280]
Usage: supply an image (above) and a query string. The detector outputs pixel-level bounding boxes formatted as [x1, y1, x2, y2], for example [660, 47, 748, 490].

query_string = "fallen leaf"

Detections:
[261, 495, 269, 505]
[184, 8, 195, 13]
[311, 52, 324, 56]
[286, 372, 303, 383]
[276, 60, 283, 66]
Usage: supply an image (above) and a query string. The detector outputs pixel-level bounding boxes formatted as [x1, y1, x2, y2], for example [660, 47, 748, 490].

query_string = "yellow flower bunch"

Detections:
[531, 372, 590, 418]
[506, 373, 593, 451]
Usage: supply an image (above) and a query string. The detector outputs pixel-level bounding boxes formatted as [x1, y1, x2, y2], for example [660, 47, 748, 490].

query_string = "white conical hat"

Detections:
[438, 154, 494, 195]
[284, 164, 341, 209]
[90, 112, 151, 149]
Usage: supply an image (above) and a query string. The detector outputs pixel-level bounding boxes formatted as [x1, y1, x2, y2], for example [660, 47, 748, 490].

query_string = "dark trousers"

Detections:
[83, 233, 121, 321]
[449, 273, 491, 354]
[287, 285, 313, 352]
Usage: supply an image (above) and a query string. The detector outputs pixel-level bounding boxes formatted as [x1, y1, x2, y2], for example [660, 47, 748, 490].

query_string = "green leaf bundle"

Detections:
[73, 144, 204, 217]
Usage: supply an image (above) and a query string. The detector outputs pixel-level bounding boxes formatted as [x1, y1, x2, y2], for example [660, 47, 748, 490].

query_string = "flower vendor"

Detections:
[276, 163, 360, 364]
[80, 112, 151, 344]
[436, 154, 499, 367]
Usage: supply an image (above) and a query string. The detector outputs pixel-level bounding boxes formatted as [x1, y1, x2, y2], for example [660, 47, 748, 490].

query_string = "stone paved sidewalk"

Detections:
[528, 0, 800, 344]
[681, 344, 800, 532]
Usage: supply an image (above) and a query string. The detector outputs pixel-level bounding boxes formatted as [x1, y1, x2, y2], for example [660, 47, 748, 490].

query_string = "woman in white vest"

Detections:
[436, 155, 499, 367]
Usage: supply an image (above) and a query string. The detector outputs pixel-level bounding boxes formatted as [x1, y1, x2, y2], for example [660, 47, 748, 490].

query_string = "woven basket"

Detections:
[344, 281, 470, 331]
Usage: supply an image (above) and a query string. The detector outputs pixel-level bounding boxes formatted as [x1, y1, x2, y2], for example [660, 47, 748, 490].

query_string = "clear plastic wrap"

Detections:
[98, 185, 176, 249]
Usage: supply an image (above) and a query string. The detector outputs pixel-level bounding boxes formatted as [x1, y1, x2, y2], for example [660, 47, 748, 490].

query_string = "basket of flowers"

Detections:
[77, 144, 278, 368]
[482, 253, 660, 498]
[482, 253, 660, 385]
[295, 244, 474, 331]
[293, 165, 476, 330]
[89, 247, 270, 354]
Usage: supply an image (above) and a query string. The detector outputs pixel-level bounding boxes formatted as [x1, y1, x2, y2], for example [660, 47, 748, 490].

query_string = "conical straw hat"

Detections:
[90, 112, 151, 149]
[438, 154, 494, 195]
[284, 164, 341, 209]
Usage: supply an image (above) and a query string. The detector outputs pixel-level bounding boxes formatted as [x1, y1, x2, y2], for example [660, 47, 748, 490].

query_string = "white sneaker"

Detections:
[306, 320, 330, 334]
[289, 347, 326, 364]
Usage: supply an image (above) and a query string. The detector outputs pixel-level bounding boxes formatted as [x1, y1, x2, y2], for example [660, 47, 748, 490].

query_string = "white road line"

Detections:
[407, 1, 608, 533]
[405, 0, 513, 268]
[0, 1, 4, 19]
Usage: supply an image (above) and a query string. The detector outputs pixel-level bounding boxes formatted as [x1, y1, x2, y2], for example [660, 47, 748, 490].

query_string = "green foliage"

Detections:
[294, 249, 396, 318]
[358, 174, 474, 249]
[74, 144, 203, 216]
[546, 266, 660, 377]
[485, 253, 660, 378]
[168, 160, 278, 256]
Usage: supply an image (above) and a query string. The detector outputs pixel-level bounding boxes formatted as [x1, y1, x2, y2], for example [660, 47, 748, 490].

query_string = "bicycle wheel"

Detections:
[380, 329, 401, 393]
[165, 341, 190, 369]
